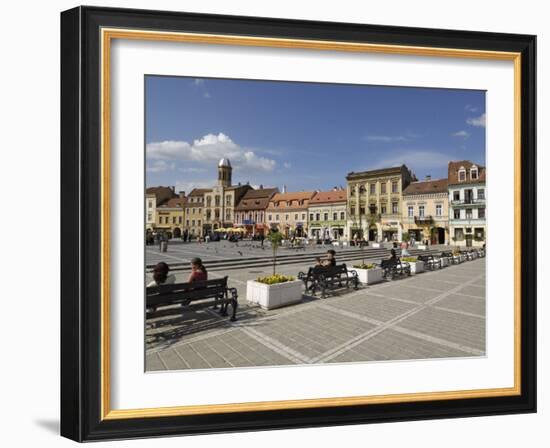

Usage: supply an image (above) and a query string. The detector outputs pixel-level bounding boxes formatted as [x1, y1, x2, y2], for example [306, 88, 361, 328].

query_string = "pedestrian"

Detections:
[147, 262, 176, 287]
[188, 257, 208, 283]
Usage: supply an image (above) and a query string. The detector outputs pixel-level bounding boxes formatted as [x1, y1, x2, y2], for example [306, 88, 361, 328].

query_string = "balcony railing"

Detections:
[451, 198, 485, 206]
[414, 215, 434, 225]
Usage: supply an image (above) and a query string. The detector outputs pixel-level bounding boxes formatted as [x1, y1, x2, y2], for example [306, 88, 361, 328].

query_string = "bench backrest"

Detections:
[147, 277, 228, 307]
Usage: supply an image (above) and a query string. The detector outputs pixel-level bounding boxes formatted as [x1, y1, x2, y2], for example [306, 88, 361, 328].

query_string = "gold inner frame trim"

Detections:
[100, 27, 522, 421]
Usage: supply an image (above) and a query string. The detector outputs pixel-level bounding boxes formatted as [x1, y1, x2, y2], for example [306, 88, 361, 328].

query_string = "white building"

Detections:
[307, 189, 348, 240]
[145, 193, 156, 230]
[448, 161, 487, 247]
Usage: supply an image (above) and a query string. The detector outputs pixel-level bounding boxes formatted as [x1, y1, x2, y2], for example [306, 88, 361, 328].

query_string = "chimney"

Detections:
[259, 184, 263, 189]
[425, 175, 432, 181]
[178, 191, 186, 198]
[282, 184, 287, 193]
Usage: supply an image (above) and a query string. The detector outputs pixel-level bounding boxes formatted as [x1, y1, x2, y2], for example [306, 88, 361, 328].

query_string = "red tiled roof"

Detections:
[310, 190, 347, 204]
[403, 179, 448, 195]
[448, 160, 486, 185]
[158, 197, 186, 208]
[235, 188, 279, 211]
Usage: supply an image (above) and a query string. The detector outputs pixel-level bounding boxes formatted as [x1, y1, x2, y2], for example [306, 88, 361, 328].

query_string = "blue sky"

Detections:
[145, 76, 486, 193]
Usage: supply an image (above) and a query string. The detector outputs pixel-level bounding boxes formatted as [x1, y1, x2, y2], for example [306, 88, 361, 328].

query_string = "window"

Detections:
[214, 209, 220, 219]
[333, 212, 338, 221]
[186, 220, 189, 226]
[275, 214, 279, 221]
[436, 204, 442, 216]
[215, 195, 220, 206]
[315, 213, 320, 221]
[324, 213, 329, 221]
[340, 211, 345, 220]
[408, 206, 414, 217]
[478, 188, 485, 200]
[285, 214, 289, 220]
[198, 220, 201, 226]
[178, 216, 182, 224]
[359, 185, 366, 194]
[381, 205, 387, 214]
[454, 209, 460, 219]
[392, 181, 398, 193]
[226, 195, 231, 206]
[471, 165, 478, 180]
[392, 202, 398, 214]
[269, 214, 272, 221]
[302, 214, 306, 220]
[172, 216, 176, 224]
[466, 208, 473, 220]
[360, 207, 366, 215]
[458, 167, 466, 182]
[370, 183, 376, 194]
[192, 220, 195, 226]
[295, 214, 298, 220]
[226, 210, 231, 220]
[381, 183, 387, 194]
[350, 188, 355, 196]
[453, 191, 460, 201]
[147, 213, 152, 221]
[350, 207, 355, 216]
[474, 228, 485, 239]
[419, 205, 425, 217]
[192, 208, 195, 214]
[478, 208, 486, 219]
[310, 213, 314, 221]
[454, 228, 464, 240]
[148, 200, 152, 209]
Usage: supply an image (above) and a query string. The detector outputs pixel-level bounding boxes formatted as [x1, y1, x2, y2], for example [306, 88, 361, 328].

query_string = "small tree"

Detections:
[266, 230, 284, 275]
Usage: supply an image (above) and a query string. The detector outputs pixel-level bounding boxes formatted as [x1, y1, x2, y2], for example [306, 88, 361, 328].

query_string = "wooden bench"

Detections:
[298, 264, 358, 298]
[380, 258, 411, 279]
[417, 254, 442, 270]
[146, 277, 238, 321]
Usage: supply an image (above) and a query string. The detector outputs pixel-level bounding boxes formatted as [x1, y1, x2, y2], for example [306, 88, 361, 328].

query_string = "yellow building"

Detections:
[266, 191, 315, 237]
[346, 165, 414, 242]
[402, 178, 449, 245]
[155, 195, 186, 238]
[203, 159, 252, 233]
[185, 188, 209, 237]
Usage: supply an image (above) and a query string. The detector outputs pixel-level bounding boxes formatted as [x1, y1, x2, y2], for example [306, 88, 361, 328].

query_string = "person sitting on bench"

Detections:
[323, 249, 337, 267]
[314, 256, 323, 267]
[188, 257, 208, 283]
[147, 262, 176, 287]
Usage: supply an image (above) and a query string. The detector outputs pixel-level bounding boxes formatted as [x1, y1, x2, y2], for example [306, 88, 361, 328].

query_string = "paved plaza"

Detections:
[145, 241, 486, 371]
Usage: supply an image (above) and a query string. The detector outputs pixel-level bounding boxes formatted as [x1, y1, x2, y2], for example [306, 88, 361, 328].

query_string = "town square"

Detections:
[144, 76, 487, 371]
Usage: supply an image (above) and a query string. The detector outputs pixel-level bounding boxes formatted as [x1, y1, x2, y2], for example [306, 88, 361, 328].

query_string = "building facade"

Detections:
[145, 193, 156, 230]
[234, 187, 279, 236]
[155, 194, 186, 238]
[308, 189, 347, 240]
[266, 191, 315, 237]
[203, 159, 252, 233]
[402, 178, 449, 245]
[185, 188, 209, 237]
[448, 161, 487, 247]
[346, 165, 415, 242]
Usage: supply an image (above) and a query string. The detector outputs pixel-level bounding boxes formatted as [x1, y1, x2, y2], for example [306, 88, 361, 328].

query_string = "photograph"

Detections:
[144, 76, 488, 371]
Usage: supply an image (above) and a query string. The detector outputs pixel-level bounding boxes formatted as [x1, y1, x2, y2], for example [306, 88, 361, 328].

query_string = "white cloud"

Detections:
[203, 92, 211, 99]
[466, 113, 486, 127]
[465, 104, 478, 113]
[193, 79, 204, 86]
[283, 162, 292, 169]
[146, 133, 277, 172]
[178, 167, 207, 173]
[370, 149, 454, 173]
[451, 130, 471, 138]
[146, 160, 175, 173]
[174, 179, 215, 194]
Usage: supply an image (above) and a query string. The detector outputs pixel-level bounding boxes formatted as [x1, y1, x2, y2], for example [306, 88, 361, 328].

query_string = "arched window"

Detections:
[458, 166, 466, 182]
[470, 165, 479, 180]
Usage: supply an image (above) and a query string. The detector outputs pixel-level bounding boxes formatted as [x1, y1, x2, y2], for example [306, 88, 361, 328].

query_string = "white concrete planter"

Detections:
[246, 279, 303, 310]
[459, 254, 467, 263]
[407, 260, 425, 274]
[416, 244, 427, 250]
[353, 267, 384, 285]
[440, 257, 450, 267]
[372, 242, 381, 248]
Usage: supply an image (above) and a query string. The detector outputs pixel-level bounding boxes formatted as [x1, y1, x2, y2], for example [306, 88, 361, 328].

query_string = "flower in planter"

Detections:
[401, 256, 418, 263]
[256, 274, 296, 285]
[353, 263, 377, 269]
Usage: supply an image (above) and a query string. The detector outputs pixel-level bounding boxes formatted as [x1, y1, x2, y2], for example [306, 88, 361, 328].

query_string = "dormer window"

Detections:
[458, 166, 466, 182]
[470, 165, 478, 180]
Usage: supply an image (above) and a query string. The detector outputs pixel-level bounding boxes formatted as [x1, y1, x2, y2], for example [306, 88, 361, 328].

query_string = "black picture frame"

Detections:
[61, 5, 536, 442]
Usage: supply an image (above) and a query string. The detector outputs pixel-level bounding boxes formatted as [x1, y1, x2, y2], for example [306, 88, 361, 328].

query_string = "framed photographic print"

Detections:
[60, 6, 536, 441]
